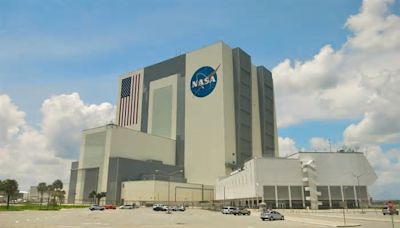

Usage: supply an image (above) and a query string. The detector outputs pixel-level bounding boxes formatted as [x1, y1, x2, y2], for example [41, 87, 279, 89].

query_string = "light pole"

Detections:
[155, 169, 183, 214]
[351, 172, 368, 213]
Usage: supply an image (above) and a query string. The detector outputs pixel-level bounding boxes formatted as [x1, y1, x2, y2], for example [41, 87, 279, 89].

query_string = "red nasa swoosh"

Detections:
[204, 64, 220, 81]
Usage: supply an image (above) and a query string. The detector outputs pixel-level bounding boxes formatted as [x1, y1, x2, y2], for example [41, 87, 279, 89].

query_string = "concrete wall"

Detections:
[147, 74, 178, 140]
[232, 48, 253, 167]
[142, 55, 186, 167]
[251, 64, 262, 159]
[67, 161, 79, 203]
[296, 152, 377, 186]
[75, 124, 176, 202]
[184, 42, 236, 185]
[121, 180, 214, 203]
[106, 157, 182, 204]
[109, 125, 176, 166]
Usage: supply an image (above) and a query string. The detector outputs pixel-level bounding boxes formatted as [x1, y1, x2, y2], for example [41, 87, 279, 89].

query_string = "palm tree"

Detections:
[1, 179, 19, 209]
[37, 182, 47, 206]
[88, 191, 97, 204]
[96, 192, 106, 205]
[52, 180, 63, 206]
[55, 190, 66, 206]
[46, 184, 54, 207]
[52, 179, 63, 190]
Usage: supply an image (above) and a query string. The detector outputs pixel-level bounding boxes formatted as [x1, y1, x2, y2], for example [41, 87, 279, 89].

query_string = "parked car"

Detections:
[169, 205, 185, 211]
[104, 204, 117, 209]
[383, 206, 399, 215]
[221, 206, 235, 214]
[153, 204, 166, 211]
[89, 204, 104, 211]
[260, 210, 284, 221]
[232, 207, 251, 216]
[119, 204, 135, 209]
[177, 205, 186, 211]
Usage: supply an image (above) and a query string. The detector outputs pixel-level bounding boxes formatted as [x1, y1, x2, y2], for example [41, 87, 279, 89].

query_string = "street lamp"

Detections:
[155, 169, 183, 214]
[351, 172, 368, 214]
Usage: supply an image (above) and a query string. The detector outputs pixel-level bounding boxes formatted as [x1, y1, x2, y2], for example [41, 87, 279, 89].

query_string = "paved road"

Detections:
[0, 208, 398, 228]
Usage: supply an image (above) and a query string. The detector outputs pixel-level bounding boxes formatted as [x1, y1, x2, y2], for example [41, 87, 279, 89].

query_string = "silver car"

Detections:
[119, 204, 135, 209]
[260, 210, 284, 221]
[89, 204, 104, 211]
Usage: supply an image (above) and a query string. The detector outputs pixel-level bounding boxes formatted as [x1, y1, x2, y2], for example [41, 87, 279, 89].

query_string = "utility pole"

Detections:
[223, 186, 226, 207]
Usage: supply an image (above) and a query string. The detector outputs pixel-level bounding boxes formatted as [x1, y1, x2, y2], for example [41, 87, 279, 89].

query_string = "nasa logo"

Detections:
[190, 65, 220, 97]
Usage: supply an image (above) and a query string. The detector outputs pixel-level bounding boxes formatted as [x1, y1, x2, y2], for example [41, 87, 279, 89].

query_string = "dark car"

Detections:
[89, 204, 104, 211]
[232, 207, 251, 216]
[260, 210, 284, 221]
[153, 204, 167, 211]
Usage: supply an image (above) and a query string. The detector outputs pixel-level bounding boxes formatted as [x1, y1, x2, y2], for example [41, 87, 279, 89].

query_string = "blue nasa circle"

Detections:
[190, 66, 218, 97]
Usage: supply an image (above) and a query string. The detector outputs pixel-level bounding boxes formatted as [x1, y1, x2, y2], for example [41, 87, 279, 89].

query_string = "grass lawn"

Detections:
[0, 203, 88, 211]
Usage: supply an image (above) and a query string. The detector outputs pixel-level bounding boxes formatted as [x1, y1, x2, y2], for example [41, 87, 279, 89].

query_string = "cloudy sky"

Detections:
[1, 0, 399, 200]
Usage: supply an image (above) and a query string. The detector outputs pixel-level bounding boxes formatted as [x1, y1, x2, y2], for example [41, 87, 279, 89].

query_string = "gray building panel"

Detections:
[257, 66, 276, 157]
[232, 48, 253, 167]
[142, 55, 186, 167]
[82, 167, 99, 203]
[106, 157, 184, 204]
[67, 161, 79, 204]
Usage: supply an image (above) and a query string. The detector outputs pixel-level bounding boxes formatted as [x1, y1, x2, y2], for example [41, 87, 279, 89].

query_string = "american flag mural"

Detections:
[118, 74, 141, 127]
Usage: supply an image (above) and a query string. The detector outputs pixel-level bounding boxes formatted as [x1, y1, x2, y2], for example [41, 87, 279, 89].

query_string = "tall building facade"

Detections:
[115, 42, 278, 184]
[69, 42, 278, 204]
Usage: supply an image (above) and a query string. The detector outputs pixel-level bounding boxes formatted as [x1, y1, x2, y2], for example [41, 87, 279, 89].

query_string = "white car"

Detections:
[119, 204, 135, 209]
[221, 206, 235, 214]
[260, 210, 284, 221]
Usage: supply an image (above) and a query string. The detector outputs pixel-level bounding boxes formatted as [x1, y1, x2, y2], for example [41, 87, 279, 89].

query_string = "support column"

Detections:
[328, 186, 332, 208]
[288, 185, 292, 209]
[353, 185, 358, 208]
[340, 185, 345, 208]
[274, 185, 278, 208]
[301, 186, 305, 208]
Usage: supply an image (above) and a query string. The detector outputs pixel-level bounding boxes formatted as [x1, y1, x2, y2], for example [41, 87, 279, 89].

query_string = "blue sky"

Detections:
[1, 0, 400, 199]
[1, 0, 362, 124]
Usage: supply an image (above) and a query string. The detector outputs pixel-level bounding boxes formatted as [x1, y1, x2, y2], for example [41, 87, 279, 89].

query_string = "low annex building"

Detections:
[215, 152, 377, 209]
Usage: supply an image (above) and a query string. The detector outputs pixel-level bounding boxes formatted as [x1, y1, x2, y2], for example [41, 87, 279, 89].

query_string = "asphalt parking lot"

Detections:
[0, 207, 399, 228]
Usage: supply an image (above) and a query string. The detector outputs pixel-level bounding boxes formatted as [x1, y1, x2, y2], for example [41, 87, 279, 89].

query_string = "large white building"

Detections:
[68, 42, 376, 209]
[215, 152, 377, 209]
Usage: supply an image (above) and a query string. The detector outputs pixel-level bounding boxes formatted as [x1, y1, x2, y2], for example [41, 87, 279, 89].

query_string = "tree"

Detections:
[46, 184, 54, 207]
[52, 180, 63, 206]
[37, 182, 47, 206]
[52, 179, 63, 190]
[54, 190, 66, 206]
[96, 192, 106, 205]
[88, 191, 97, 204]
[1, 179, 19, 209]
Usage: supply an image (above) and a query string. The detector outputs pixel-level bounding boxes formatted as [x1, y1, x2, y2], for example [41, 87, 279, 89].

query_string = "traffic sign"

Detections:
[387, 201, 393, 209]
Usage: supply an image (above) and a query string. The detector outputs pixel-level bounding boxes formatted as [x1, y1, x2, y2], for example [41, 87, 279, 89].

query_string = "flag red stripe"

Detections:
[132, 75, 136, 125]
[127, 76, 132, 126]
[135, 74, 140, 124]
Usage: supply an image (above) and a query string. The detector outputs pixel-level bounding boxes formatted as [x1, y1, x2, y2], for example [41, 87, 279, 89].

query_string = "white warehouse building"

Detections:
[215, 152, 377, 209]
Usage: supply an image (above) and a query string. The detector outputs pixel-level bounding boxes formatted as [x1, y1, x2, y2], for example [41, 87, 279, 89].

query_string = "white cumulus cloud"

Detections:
[273, 0, 400, 135]
[0, 93, 115, 190]
[278, 137, 298, 157]
[41, 93, 115, 159]
[0, 94, 26, 143]
[309, 137, 331, 152]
